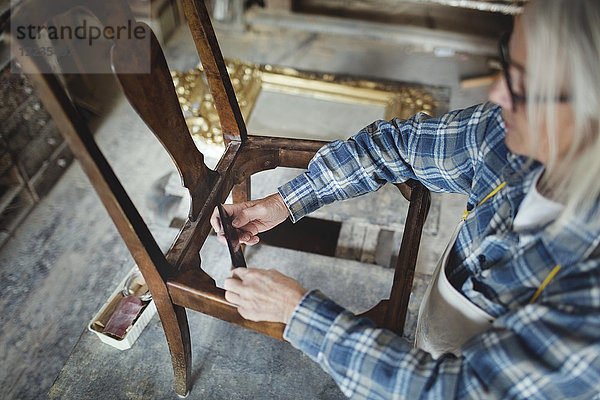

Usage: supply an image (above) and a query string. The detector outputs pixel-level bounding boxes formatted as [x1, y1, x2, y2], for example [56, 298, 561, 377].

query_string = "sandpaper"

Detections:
[103, 295, 144, 339]
[217, 204, 247, 268]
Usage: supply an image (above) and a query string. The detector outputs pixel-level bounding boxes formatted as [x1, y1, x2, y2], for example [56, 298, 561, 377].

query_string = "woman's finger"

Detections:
[232, 200, 270, 229]
[210, 206, 222, 234]
[216, 234, 227, 245]
[224, 290, 242, 305]
[223, 276, 244, 292]
[231, 267, 250, 281]
[231, 206, 257, 229]
[242, 235, 260, 246]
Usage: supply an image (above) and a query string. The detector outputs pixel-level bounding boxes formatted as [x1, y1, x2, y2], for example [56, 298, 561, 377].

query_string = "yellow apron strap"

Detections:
[462, 181, 507, 221]
[529, 264, 562, 304]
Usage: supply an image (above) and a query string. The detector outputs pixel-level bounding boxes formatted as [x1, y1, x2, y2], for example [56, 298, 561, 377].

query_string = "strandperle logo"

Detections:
[15, 19, 148, 46]
[9, 0, 151, 74]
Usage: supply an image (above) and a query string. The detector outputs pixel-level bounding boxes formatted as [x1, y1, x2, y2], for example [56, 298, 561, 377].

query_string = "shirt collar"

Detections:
[503, 152, 600, 267]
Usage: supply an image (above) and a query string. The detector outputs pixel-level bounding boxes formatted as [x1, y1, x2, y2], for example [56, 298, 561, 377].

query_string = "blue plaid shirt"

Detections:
[278, 102, 600, 399]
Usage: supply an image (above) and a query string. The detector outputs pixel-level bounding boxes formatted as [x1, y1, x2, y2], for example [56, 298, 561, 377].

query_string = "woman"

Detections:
[211, 0, 600, 398]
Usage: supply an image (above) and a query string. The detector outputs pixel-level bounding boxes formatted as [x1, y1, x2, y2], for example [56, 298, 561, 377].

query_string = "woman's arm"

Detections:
[279, 102, 506, 222]
[284, 265, 600, 399]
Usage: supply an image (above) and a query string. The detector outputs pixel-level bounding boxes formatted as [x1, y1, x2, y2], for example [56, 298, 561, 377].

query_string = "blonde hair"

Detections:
[524, 0, 600, 230]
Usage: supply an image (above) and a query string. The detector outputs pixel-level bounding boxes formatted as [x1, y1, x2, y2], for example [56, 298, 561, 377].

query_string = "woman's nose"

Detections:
[488, 74, 512, 110]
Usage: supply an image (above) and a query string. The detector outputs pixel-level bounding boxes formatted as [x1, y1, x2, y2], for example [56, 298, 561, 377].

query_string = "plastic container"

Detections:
[88, 266, 156, 350]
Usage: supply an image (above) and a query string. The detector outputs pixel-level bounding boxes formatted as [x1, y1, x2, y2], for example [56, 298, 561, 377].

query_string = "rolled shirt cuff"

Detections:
[278, 173, 322, 223]
[283, 290, 345, 362]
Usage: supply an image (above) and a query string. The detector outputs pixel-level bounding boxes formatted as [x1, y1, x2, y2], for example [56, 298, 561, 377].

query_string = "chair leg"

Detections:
[156, 301, 192, 397]
[232, 178, 251, 204]
[384, 183, 430, 334]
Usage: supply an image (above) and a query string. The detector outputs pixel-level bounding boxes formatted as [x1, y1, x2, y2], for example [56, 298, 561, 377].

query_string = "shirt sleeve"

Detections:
[278, 102, 505, 222]
[283, 290, 464, 399]
[283, 265, 600, 399]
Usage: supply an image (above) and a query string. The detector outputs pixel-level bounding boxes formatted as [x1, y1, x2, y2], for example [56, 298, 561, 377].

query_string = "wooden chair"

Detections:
[10, 0, 430, 396]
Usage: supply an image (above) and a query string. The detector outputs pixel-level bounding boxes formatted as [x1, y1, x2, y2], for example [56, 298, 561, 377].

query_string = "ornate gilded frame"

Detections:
[172, 59, 442, 148]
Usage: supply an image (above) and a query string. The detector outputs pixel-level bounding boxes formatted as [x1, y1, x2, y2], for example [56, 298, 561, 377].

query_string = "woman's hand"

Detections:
[223, 268, 307, 324]
[210, 193, 290, 246]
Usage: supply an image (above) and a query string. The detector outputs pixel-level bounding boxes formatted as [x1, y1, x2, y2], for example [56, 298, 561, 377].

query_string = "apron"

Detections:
[414, 219, 494, 359]
[413, 181, 562, 359]
[414, 183, 506, 359]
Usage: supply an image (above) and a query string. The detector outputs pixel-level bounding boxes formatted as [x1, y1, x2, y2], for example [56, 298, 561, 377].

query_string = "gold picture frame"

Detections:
[172, 59, 444, 148]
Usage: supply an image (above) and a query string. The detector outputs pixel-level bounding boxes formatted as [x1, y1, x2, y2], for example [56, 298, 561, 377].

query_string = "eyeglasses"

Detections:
[498, 32, 570, 111]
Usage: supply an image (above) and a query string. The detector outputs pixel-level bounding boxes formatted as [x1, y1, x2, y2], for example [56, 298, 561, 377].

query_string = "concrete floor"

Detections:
[0, 13, 500, 400]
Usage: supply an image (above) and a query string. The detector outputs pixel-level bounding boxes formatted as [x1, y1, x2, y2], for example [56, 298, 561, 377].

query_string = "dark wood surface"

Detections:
[112, 26, 219, 220]
[180, 0, 248, 143]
